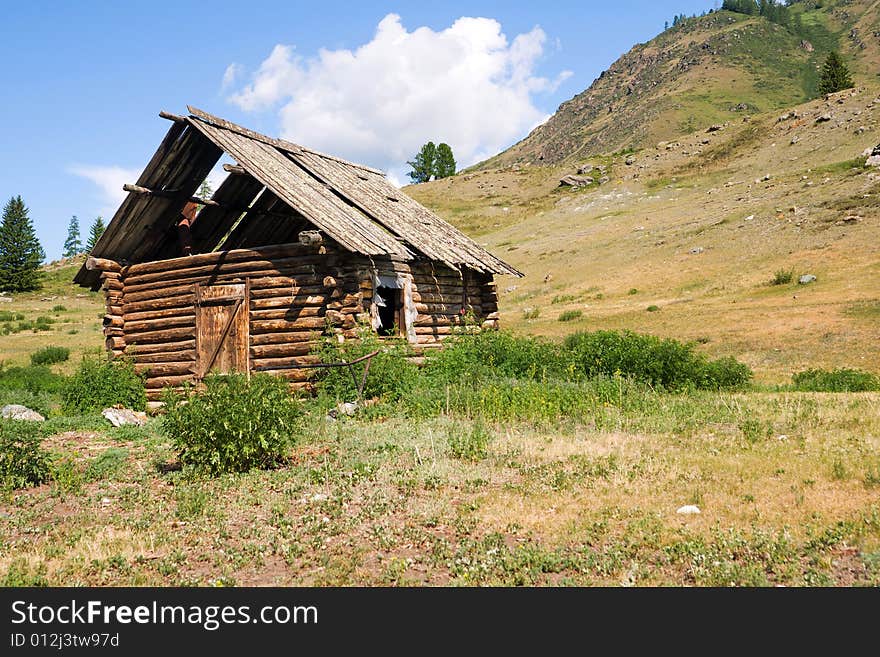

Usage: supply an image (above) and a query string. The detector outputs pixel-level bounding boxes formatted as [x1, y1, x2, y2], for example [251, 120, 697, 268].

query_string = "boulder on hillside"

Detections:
[102, 407, 147, 427]
[559, 175, 593, 188]
[1, 404, 44, 421]
[798, 274, 817, 285]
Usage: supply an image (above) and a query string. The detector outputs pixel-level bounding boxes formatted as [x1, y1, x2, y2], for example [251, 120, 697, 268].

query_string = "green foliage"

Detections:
[85, 216, 106, 253]
[770, 269, 793, 285]
[30, 346, 70, 366]
[646, 305, 660, 312]
[162, 373, 301, 475]
[0, 364, 66, 395]
[557, 310, 583, 322]
[0, 196, 44, 292]
[61, 354, 146, 414]
[435, 143, 456, 178]
[522, 307, 540, 320]
[818, 51, 853, 95]
[447, 422, 492, 461]
[0, 419, 51, 489]
[85, 448, 128, 481]
[791, 368, 879, 392]
[312, 329, 419, 402]
[51, 304, 66, 312]
[62, 215, 82, 258]
[564, 330, 752, 391]
[407, 141, 438, 183]
[1, 559, 49, 587]
[628, 288, 639, 295]
[0, 311, 24, 321]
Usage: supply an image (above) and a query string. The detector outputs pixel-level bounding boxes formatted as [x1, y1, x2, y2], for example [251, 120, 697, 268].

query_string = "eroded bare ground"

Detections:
[3, 391, 879, 587]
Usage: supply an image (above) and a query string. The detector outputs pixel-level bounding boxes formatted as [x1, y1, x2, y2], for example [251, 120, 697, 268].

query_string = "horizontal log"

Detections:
[136, 362, 195, 377]
[125, 314, 195, 333]
[485, 311, 500, 321]
[250, 368, 314, 382]
[249, 284, 325, 299]
[131, 349, 196, 364]
[108, 305, 124, 316]
[123, 293, 196, 314]
[110, 349, 125, 358]
[126, 327, 194, 345]
[125, 241, 333, 276]
[125, 305, 197, 322]
[102, 278, 124, 291]
[250, 307, 325, 320]
[145, 374, 195, 389]
[249, 276, 298, 290]
[123, 258, 329, 290]
[482, 320, 499, 330]
[414, 326, 455, 335]
[250, 295, 330, 310]
[222, 163, 246, 175]
[105, 336, 125, 350]
[159, 110, 185, 123]
[250, 331, 320, 346]
[126, 339, 196, 355]
[121, 268, 324, 298]
[250, 342, 315, 359]
[100, 271, 121, 281]
[415, 302, 465, 314]
[323, 276, 336, 287]
[251, 355, 322, 370]
[103, 327, 124, 337]
[124, 182, 218, 208]
[251, 317, 331, 333]
[103, 315, 124, 328]
[86, 256, 121, 272]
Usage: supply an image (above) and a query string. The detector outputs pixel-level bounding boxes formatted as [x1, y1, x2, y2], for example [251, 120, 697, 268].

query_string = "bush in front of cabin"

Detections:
[0, 419, 51, 490]
[162, 373, 302, 475]
[61, 353, 146, 414]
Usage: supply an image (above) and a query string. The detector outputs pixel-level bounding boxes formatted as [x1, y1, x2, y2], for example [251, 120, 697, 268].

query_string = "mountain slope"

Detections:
[481, 0, 878, 169]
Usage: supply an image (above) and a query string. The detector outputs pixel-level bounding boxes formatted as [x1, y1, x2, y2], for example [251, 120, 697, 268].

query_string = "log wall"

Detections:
[86, 242, 501, 400]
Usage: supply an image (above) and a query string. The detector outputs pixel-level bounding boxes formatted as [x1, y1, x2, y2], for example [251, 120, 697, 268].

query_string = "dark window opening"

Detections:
[376, 286, 403, 336]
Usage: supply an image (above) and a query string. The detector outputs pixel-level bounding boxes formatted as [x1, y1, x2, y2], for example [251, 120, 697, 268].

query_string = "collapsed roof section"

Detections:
[75, 106, 522, 289]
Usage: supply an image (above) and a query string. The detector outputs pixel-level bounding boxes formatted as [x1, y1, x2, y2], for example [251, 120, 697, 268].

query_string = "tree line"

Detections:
[407, 142, 456, 184]
[0, 196, 105, 293]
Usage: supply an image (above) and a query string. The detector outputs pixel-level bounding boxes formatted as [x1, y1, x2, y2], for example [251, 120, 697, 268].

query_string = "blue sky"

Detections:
[0, 0, 717, 261]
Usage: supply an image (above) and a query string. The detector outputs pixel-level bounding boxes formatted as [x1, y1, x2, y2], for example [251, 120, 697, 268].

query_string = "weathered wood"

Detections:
[159, 110, 185, 123]
[249, 284, 325, 299]
[108, 305, 124, 316]
[87, 257, 121, 272]
[136, 362, 195, 377]
[124, 241, 329, 276]
[251, 355, 322, 370]
[195, 282, 248, 377]
[101, 278, 124, 291]
[103, 327, 124, 338]
[222, 163, 247, 175]
[123, 293, 196, 314]
[250, 368, 314, 382]
[249, 294, 330, 310]
[249, 342, 314, 359]
[127, 327, 194, 344]
[125, 314, 195, 333]
[100, 271, 121, 281]
[251, 317, 330, 333]
[127, 339, 196, 355]
[250, 331, 319, 346]
[102, 315, 124, 328]
[144, 375, 194, 389]
[124, 306, 197, 322]
[123, 257, 330, 287]
[123, 182, 218, 207]
[105, 336, 125, 350]
[250, 307, 325, 321]
[414, 326, 455, 335]
[131, 349, 196, 364]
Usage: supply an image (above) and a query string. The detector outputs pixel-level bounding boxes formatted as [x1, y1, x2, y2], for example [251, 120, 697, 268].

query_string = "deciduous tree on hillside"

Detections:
[0, 196, 45, 292]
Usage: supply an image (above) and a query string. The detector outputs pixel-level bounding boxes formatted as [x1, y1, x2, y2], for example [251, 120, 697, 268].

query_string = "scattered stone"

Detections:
[798, 274, 817, 285]
[577, 164, 593, 175]
[689, 247, 705, 255]
[504, 285, 517, 293]
[676, 505, 701, 515]
[706, 124, 723, 133]
[776, 434, 789, 442]
[656, 141, 668, 150]
[101, 497, 112, 507]
[701, 138, 711, 145]
[1, 404, 45, 421]
[543, 273, 553, 283]
[326, 401, 358, 421]
[762, 174, 771, 181]
[867, 155, 880, 167]
[744, 214, 754, 221]
[837, 215, 862, 224]
[815, 113, 833, 123]
[790, 135, 800, 145]
[0, 296, 11, 303]
[102, 407, 147, 427]
[800, 40, 813, 52]
[855, 126, 867, 135]
[310, 493, 329, 503]
[559, 174, 593, 187]
[598, 176, 610, 185]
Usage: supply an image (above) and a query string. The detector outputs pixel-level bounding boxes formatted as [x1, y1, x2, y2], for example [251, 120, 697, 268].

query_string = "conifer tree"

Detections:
[434, 143, 457, 179]
[62, 215, 83, 258]
[818, 51, 854, 95]
[406, 142, 438, 183]
[86, 216, 106, 253]
[0, 196, 45, 292]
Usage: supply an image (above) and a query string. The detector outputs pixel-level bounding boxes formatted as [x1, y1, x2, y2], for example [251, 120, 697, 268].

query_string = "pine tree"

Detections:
[63, 215, 83, 258]
[434, 143, 456, 179]
[86, 216, 106, 253]
[818, 51, 854, 95]
[0, 196, 45, 292]
[406, 142, 437, 183]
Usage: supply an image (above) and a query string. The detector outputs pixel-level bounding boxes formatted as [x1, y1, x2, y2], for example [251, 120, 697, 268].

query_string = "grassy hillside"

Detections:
[408, 85, 880, 384]
[481, 0, 879, 168]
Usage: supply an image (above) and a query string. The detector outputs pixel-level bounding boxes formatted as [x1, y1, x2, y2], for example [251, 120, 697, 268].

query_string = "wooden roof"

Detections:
[75, 107, 521, 288]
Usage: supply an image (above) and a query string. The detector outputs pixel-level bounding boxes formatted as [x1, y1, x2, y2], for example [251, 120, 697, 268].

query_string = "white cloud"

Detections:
[69, 164, 141, 219]
[227, 14, 571, 175]
[221, 63, 244, 91]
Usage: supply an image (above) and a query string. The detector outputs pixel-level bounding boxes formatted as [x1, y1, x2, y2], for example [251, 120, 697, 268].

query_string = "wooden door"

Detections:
[195, 282, 249, 378]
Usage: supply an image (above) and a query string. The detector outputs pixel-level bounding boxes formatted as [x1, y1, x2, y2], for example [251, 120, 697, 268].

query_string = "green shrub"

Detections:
[791, 368, 880, 392]
[557, 310, 583, 322]
[85, 448, 129, 481]
[522, 307, 540, 320]
[0, 311, 24, 322]
[1, 559, 49, 586]
[162, 373, 301, 475]
[312, 330, 419, 402]
[0, 419, 51, 489]
[564, 330, 751, 391]
[770, 270, 793, 285]
[34, 316, 54, 331]
[62, 355, 146, 414]
[0, 364, 66, 395]
[628, 288, 639, 295]
[51, 304, 66, 312]
[448, 422, 492, 461]
[646, 305, 660, 312]
[0, 390, 55, 419]
[30, 346, 70, 366]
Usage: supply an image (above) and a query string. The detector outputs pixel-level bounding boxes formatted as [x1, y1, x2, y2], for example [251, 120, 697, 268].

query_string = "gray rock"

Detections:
[327, 401, 359, 420]
[798, 274, 817, 285]
[689, 247, 705, 255]
[0, 297, 11, 303]
[598, 176, 610, 185]
[816, 113, 833, 123]
[1, 404, 45, 421]
[559, 174, 593, 187]
[625, 156, 635, 166]
[867, 155, 880, 167]
[790, 136, 800, 144]
[676, 505, 701, 515]
[101, 407, 147, 427]
[577, 164, 593, 175]
[706, 124, 723, 133]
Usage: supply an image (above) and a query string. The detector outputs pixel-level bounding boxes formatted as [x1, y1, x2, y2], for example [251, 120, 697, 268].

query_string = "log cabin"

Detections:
[74, 107, 522, 400]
